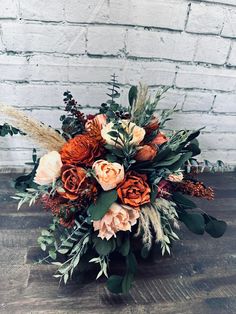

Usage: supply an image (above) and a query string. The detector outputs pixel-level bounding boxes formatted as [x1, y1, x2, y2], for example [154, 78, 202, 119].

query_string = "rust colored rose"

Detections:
[151, 131, 168, 146]
[60, 134, 103, 167]
[85, 114, 107, 141]
[135, 144, 158, 162]
[117, 171, 151, 207]
[59, 165, 98, 203]
[144, 116, 159, 136]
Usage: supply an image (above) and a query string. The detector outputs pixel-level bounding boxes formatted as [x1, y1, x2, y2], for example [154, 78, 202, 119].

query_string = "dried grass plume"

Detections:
[0, 104, 66, 151]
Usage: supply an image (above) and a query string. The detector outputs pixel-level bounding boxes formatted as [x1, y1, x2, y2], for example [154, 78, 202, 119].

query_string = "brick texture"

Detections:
[0, 0, 235, 168]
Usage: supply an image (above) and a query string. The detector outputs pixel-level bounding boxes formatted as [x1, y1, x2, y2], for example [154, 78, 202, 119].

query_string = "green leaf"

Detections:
[155, 154, 182, 167]
[119, 237, 130, 256]
[179, 212, 205, 235]
[172, 192, 197, 209]
[49, 250, 57, 260]
[107, 275, 123, 294]
[122, 271, 134, 294]
[88, 190, 118, 220]
[168, 152, 192, 171]
[93, 237, 116, 256]
[205, 218, 227, 238]
[128, 85, 138, 108]
[126, 252, 137, 273]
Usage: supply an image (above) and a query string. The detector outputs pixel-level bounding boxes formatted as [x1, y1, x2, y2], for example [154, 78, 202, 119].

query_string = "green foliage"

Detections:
[89, 255, 109, 279]
[60, 91, 86, 138]
[203, 214, 227, 238]
[106, 252, 137, 294]
[93, 237, 116, 256]
[179, 211, 205, 235]
[172, 192, 197, 209]
[0, 123, 25, 137]
[88, 189, 118, 220]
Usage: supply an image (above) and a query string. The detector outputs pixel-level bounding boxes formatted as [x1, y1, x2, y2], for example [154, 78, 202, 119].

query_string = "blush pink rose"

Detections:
[93, 203, 140, 240]
[92, 160, 124, 191]
[34, 151, 62, 185]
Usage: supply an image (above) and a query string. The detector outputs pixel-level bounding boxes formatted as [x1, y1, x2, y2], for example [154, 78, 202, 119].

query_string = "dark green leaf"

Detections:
[88, 190, 118, 220]
[173, 192, 197, 209]
[120, 237, 130, 256]
[122, 272, 134, 294]
[168, 152, 192, 171]
[106, 275, 123, 294]
[179, 212, 205, 235]
[93, 237, 116, 256]
[128, 86, 138, 108]
[205, 218, 227, 238]
[126, 252, 137, 273]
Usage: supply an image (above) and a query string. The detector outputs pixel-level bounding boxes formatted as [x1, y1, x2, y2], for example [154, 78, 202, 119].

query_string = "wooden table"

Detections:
[0, 172, 235, 314]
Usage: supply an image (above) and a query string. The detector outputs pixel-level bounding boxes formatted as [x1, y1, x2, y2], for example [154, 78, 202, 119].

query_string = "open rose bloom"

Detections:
[11, 85, 226, 294]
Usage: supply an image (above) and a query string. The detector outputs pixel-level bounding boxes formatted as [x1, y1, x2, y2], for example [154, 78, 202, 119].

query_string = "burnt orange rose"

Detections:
[85, 114, 107, 141]
[117, 171, 151, 207]
[144, 116, 159, 137]
[135, 144, 158, 162]
[60, 134, 104, 167]
[151, 131, 168, 146]
[59, 165, 98, 203]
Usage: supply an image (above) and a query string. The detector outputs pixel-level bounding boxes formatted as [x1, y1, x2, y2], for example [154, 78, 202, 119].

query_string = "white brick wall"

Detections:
[0, 0, 236, 169]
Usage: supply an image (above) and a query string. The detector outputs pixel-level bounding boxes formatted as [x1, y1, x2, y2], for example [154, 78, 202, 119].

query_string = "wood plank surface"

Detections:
[0, 172, 235, 314]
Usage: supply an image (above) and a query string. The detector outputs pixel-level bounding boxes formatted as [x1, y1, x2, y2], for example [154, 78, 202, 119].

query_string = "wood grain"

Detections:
[0, 172, 235, 313]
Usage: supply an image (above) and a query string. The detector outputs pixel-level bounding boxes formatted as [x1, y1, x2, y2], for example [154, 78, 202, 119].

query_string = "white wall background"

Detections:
[0, 0, 236, 169]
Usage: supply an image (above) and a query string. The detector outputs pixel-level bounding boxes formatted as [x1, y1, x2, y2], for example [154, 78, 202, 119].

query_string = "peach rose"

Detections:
[34, 151, 62, 186]
[92, 160, 124, 191]
[101, 120, 145, 146]
[93, 202, 140, 240]
[168, 172, 184, 182]
[151, 131, 168, 146]
[85, 114, 107, 141]
[135, 144, 158, 162]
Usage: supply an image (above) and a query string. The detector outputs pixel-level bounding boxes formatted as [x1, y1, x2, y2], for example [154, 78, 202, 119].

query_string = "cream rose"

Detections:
[168, 172, 184, 182]
[34, 151, 62, 185]
[92, 159, 124, 191]
[101, 120, 145, 146]
[93, 202, 140, 240]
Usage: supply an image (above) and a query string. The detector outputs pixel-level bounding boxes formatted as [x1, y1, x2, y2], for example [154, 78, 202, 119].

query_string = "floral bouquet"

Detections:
[0, 78, 227, 294]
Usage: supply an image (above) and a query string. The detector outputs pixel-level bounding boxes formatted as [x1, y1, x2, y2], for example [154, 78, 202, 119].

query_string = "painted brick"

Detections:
[166, 113, 236, 133]
[0, 0, 17, 19]
[202, 0, 236, 5]
[68, 58, 176, 86]
[19, 0, 64, 22]
[155, 90, 184, 110]
[199, 133, 236, 150]
[0, 55, 29, 81]
[87, 26, 126, 55]
[213, 93, 236, 113]
[1, 23, 86, 54]
[228, 42, 236, 66]
[127, 29, 196, 61]
[186, 3, 224, 35]
[65, 0, 109, 23]
[109, 0, 188, 31]
[222, 8, 236, 38]
[200, 150, 236, 165]
[182, 91, 214, 112]
[176, 65, 236, 92]
[194, 36, 230, 65]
